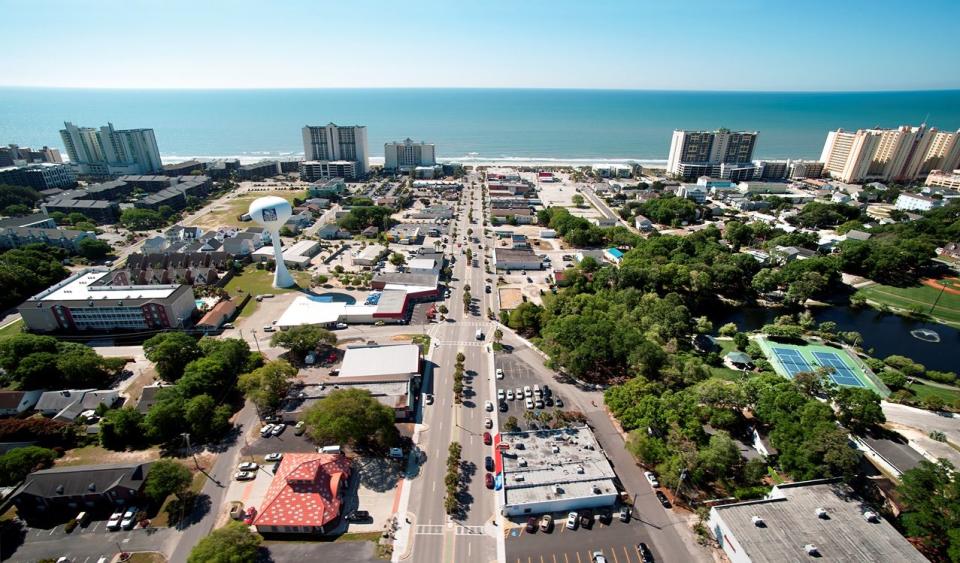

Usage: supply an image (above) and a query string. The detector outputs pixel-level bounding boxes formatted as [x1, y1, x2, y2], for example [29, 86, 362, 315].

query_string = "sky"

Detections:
[1, 0, 958, 91]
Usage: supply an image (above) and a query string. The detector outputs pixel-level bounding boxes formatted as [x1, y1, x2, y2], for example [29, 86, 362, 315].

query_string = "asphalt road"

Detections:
[402, 176, 500, 563]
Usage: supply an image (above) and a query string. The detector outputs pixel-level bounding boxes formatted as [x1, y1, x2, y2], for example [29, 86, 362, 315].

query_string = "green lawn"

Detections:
[856, 283, 960, 328]
[0, 318, 24, 341]
[906, 381, 960, 406]
[710, 338, 746, 381]
[224, 265, 312, 316]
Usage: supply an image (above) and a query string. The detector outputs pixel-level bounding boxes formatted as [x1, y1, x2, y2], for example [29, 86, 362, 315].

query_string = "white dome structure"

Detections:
[249, 196, 296, 288]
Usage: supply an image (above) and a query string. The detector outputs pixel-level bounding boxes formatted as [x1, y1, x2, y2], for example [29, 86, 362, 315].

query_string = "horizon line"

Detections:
[1, 85, 959, 94]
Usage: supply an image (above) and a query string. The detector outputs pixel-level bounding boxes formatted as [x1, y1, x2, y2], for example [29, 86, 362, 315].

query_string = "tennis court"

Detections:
[757, 336, 887, 396]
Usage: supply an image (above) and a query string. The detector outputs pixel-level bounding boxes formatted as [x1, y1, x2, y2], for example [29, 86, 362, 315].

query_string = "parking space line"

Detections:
[564, 553, 569, 563]
[610, 546, 619, 563]
[576, 552, 582, 563]
[553, 554, 558, 563]
[622, 545, 633, 562]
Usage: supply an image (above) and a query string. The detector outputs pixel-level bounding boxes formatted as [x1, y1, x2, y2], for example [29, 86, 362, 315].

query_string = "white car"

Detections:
[515, 388, 523, 399]
[484, 418, 493, 429]
[270, 424, 285, 436]
[525, 398, 534, 409]
[523, 386, 532, 398]
[484, 400, 494, 412]
[495, 368, 504, 379]
[264, 453, 283, 462]
[238, 462, 259, 472]
[566, 511, 579, 530]
[120, 506, 138, 530]
[497, 389, 505, 401]
[506, 390, 515, 400]
[644, 471, 660, 488]
[260, 424, 274, 437]
[592, 552, 608, 563]
[234, 471, 256, 481]
[106, 511, 123, 531]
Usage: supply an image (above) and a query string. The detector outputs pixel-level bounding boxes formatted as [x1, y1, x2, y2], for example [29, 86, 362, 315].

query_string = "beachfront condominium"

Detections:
[819, 124, 960, 184]
[301, 123, 369, 181]
[666, 129, 759, 180]
[59, 122, 163, 176]
[384, 138, 436, 172]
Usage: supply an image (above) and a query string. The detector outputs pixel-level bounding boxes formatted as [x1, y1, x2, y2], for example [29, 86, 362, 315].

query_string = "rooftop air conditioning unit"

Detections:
[804, 544, 819, 556]
[515, 475, 524, 482]
[554, 485, 563, 494]
[552, 446, 560, 453]
[863, 510, 879, 523]
[751, 516, 765, 527]
[592, 485, 601, 494]
[815, 507, 829, 519]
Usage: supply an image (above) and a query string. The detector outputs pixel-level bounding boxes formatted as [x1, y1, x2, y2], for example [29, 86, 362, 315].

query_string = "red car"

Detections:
[485, 473, 494, 489]
[243, 507, 257, 525]
[483, 432, 492, 445]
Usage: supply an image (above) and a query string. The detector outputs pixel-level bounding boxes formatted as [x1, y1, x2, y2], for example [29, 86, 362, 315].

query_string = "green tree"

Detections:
[144, 332, 202, 381]
[76, 237, 111, 259]
[833, 387, 885, 433]
[120, 208, 165, 230]
[0, 446, 57, 485]
[572, 194, 585, 207]
[99, 407, 147, 450]
[269, 324, 336, 359]
[303, 388, 399, 448]
[144, 459, 192, 503]
[389, 252, 406, 266]
[187, 521, 262, 563]
[239, 360, 298, 413]
[898, 459, 960, 561]
[697, 431, 743, 480]
[718, 322, 738, 337]
[733, 332, 749, 351]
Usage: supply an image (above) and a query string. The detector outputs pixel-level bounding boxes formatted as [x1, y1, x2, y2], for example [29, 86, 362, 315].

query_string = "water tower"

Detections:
[249, 196, 295, 288]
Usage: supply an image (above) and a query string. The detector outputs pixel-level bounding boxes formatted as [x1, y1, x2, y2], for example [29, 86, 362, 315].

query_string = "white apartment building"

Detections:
[60, 122, 162, 176]
[301, 123, 368, 179]
[925, 169, 960, 190]
[384, 138, 436, 171]
[895, 193, 943, 212]
[666, 129, 759, 179]
[820, 124, 960, 184]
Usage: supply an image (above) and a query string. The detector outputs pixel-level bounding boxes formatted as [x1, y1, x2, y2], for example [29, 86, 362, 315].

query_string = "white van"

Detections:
[475, 329, 483, 340]
[319, 445, 341, 454]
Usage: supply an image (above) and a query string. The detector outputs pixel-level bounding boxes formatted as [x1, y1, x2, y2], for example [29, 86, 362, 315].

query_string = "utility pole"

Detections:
[181, 432, 199, 470]
[251, 329, 262, 354]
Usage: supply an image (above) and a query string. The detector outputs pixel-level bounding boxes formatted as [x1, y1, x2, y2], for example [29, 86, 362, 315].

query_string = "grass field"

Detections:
[906, 380, 960, 406]
[711, 338, 747, 381]
[224, 265, 312, 317]
[856, 282, 960, 328]
[192, 189, 303, 229]
[756, 336, 888, 397]
[0, 318, 23, 341]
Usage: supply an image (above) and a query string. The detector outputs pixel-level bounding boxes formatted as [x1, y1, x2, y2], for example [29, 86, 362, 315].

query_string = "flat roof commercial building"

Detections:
[19, 268, 196, 333]
[494, 248, 544, 271]
[338, 343, 421, 382]
[498, 426, 619, 517]
[708, 478, 926, 563]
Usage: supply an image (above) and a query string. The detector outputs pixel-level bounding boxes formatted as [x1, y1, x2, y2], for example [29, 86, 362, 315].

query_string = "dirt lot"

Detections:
[498, 288, 523, 311]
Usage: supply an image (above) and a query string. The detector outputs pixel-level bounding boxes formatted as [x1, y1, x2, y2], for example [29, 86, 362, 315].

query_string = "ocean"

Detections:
[2, 88, 959, 165]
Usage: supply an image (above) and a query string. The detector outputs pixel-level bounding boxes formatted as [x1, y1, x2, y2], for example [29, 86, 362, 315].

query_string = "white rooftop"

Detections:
[35, 269, 179, 302]
[276, 296, 346, 327]
[339, 344, 420, 379]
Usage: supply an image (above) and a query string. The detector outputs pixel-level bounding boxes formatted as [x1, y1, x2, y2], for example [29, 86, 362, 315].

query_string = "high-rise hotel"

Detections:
[666, 129, 759, 181]
[820, 124, 960, 184]
[384, 138, 436, 172]
[59, 122, 162, 176]
[300, 123, 369, 181]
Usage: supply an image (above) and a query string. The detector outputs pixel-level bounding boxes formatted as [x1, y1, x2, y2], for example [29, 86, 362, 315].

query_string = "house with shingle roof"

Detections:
[252, 452, 351, 535]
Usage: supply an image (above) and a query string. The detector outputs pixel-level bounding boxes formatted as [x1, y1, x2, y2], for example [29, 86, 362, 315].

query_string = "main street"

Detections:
[397, 175, 500, 563]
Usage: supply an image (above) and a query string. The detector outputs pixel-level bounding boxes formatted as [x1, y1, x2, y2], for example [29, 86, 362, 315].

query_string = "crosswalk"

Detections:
[415, 524, 487, 536]
[434, 340, 487, 348]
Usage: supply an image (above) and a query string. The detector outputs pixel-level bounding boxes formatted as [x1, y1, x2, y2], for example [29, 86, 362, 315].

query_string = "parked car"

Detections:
[243, 507, 258, 525]
[484, 418, 493, 429]
[238, 462, 259, 472]
[535, 399, 544, 409]
[260, 424, 275, 437]
[424, 394, 434, 405]
[499, 401, 508, 412]
[619, 506, 632, 522]
[566, 512, 579, 530]
[264, 453, 283, 462]
[506, 390, 515, 400]
[483, 432, 492, 445]
[106, 511, 123, 531]
[598, 510, 612, 525]
[497, 389, 505, 401]
[539, 514, 553, 532]
[636, 543, 654, 562]
[271, 424, 285, 436]
[485, 473, 494, 489]
[656, 490, 672, 508]
[495, 368, 504, 379]
[345, 510, 370, 522]
[515, 387, 523, 399]
[484, 456, 494, 471]
[234, 471, 256, 481]
[591, 552, 607, 563]
[294, 421, 306, 435]
[485, 400, 494, 412]
[525, 516, 537, 533]
[555, 398, 564, 408]
[644, 471, 660, 487]
[120, 506, 139, 530]
[525, 398, 534, 409]
[523, 385, 532, 397]
[544, 397, 554, 407]
[580, 510, 593, 529]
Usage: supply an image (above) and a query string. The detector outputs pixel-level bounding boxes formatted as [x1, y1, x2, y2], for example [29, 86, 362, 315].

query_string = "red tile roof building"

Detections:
[252, 453, 351, 534]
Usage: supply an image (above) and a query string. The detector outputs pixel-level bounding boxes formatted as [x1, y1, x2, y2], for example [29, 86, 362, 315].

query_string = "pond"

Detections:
[709, 305, 960, 373]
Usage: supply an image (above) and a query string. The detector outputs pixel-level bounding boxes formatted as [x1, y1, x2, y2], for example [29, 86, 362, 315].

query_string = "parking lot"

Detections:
[494, 354, 569, 432]
[505, 509, 658, 563]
